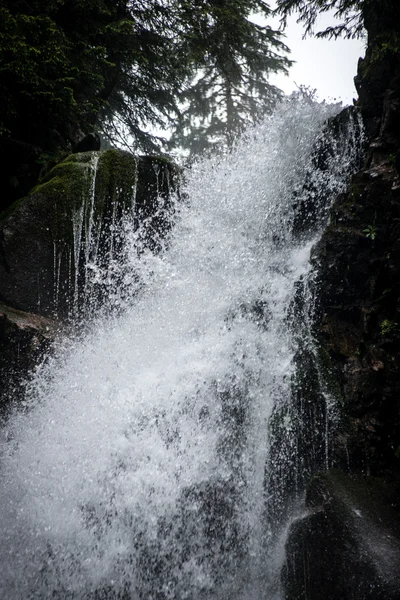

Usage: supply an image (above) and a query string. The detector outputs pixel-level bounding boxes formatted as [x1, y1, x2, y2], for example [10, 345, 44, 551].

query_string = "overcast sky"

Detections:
[267, 7, 366, 105]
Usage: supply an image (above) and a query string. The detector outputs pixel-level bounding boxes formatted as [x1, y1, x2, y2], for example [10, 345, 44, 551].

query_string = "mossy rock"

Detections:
[0, 149, 180, 319]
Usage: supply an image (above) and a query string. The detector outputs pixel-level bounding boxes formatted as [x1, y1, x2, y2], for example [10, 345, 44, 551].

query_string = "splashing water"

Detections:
[0, 97, 363, 599]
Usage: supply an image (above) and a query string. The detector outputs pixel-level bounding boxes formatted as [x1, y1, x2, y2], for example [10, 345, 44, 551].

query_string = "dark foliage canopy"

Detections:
[275, 0, 364, 39]
[1, 0, 291, 150]
[0, 0, 190, 153]
[0, 0, 291, 203]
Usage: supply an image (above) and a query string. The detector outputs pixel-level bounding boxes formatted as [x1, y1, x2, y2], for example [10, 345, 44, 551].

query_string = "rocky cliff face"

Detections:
[284, 2, 400, 597]
[314, 0, 400, 481]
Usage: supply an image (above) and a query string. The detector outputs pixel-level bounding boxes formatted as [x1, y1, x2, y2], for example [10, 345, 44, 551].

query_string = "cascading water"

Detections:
[0, 96, 363, 600]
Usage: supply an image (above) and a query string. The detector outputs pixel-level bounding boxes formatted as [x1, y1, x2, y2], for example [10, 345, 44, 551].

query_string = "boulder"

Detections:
[0, 302, 58, 415]
[283, 470, 400, 600]
[0, 150, 179, 319]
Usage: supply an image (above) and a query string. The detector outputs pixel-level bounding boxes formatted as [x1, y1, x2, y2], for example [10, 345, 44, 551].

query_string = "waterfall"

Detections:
[0, 96, 363, 600]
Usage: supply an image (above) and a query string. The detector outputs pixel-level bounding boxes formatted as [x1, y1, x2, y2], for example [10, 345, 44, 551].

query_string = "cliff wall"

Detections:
[284, 2, 400, 597]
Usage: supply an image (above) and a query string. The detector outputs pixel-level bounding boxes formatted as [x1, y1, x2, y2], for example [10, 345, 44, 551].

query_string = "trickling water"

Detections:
[0, 96, 363, 599]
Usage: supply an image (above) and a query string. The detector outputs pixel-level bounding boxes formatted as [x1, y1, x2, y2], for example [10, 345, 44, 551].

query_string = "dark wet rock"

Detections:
[0, 302, 58, 415]
[281, 4, 400, 598]
[292, 106, 365, 239]
[312, 148, 400, 478]
[311, 0, 400, 479]
[283, 470, 400, 600]
[0, 150, 179, 319]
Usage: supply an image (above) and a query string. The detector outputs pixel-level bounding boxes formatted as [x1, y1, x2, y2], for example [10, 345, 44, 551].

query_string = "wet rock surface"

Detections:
[312, 0, 400, 480]
[0, 149, 180, 417]
[283, 3, 400, 598]
[312, 159, 400, 476]
[0, 150, 179, 319]
[283, 470, 400, 600]
[0, 302, 58, 415]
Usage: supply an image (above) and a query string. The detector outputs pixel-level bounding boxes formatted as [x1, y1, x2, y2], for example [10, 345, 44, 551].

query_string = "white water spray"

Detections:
[0, 97, 362, 599]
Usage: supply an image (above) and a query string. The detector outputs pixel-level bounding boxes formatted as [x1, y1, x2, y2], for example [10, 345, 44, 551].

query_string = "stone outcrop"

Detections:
[0, 302, 59, 414]
[0, 149, 179, 319]
[283, 470, 400, 600]
[283, 2, 400, 598]
[0, 148, 179, 416]
[312, 0, 400, 480]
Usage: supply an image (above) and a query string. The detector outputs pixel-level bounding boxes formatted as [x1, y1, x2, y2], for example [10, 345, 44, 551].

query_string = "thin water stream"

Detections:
[0, 96, 362, 599]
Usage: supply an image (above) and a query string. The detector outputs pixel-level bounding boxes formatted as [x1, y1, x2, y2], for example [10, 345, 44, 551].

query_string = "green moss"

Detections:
[95, 150, 138, 216]
[20, 150, 138, 245]
[37, 151, 95, 183]
[2, 150, 177, 244]
[27, 153, 97, 244]
[380, 319, 399, 337]
[0, 148, 181, 319]
[1, 149, 140, 276]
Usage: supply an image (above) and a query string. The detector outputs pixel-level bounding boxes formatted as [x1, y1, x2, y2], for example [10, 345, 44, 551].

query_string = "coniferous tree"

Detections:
[0, 0, 190, 202]
[169, 0, 292, 156]
[275, 0, 364, 39]
[0, 0, 190, 155]
[0, 0, 292, 204]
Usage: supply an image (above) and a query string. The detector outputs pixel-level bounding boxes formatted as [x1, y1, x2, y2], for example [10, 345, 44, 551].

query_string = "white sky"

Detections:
[267, 7, 367, 105]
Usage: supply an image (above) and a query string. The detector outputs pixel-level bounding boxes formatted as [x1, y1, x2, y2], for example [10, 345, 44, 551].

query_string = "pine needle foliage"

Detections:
[0, 0, 291, 160]
[169, 0, 292, 156]
[275, 0, 364, 39]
